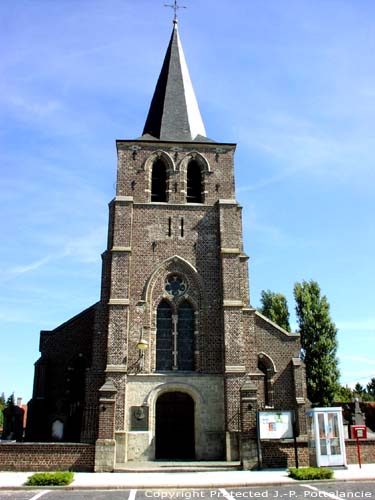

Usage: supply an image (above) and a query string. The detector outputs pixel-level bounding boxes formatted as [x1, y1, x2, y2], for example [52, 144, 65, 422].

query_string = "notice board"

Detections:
[258, 410, 294, 439]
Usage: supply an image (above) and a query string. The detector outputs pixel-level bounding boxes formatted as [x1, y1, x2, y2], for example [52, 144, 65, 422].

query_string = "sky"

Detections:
[1, 0, 375, 403]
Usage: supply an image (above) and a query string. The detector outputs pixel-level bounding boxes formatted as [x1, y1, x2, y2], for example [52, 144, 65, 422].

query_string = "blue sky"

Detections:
[1, 0, 375, 403]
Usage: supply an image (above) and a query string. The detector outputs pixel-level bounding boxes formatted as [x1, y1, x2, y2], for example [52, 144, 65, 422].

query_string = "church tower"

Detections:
[91, 19, 307, 470]
[27, 18, 307, 471]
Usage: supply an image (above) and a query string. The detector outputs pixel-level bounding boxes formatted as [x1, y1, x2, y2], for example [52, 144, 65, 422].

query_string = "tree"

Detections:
[6, 393, 15, 407]
[294, 280, 340, 407]
[334, 385, 354, 403]
[366, 378, 375, 400]
[0, 393, 5, 428]
[259, 289, 291, 332]
[354, 383, 365, 397]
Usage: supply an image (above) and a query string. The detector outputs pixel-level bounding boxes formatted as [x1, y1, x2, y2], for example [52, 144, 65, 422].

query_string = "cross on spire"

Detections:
[164, 0, 187, 23]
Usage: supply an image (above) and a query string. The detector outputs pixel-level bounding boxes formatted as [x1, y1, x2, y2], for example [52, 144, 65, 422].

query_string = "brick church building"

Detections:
[26, 19, 307, 471]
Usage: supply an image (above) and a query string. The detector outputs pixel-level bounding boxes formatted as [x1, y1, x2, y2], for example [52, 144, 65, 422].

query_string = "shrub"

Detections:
[26, 471, 74, 486]
[288, 467, 334, 480]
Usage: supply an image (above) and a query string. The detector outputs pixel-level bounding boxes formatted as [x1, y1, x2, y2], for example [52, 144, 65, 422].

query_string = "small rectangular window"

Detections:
[180, 218, 184, 238]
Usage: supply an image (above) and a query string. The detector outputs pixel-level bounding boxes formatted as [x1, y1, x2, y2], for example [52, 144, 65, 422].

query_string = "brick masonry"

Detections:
[26, 139, 309, 471]
[0, 440, 373, 471]
[0, 443, 95, 472]
[256, 439, 375, 468]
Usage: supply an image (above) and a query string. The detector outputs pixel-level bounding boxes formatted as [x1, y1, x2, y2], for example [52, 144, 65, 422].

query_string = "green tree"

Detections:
[366, 378, 375, 401]
[0, 393, 5, 428]
[334, 385, 354, 403]
[6, 393, 15, 407]
[259, 289, 291, 332]
[294, 280, 340, 406]
[354, 383, 365, 397]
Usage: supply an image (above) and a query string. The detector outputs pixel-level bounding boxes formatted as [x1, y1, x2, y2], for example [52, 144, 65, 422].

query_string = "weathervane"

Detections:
[164, 0, 187, 23]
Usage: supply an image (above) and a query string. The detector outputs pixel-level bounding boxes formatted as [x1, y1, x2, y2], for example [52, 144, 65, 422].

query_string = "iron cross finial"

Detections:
[164, 0, 187, 23]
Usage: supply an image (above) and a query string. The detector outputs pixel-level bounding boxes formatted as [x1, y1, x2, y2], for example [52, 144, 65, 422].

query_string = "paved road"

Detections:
[1, 483, 375, 500]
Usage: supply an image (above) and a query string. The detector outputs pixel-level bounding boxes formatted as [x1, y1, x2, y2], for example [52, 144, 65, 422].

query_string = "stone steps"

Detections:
[114, 461, 242, 473]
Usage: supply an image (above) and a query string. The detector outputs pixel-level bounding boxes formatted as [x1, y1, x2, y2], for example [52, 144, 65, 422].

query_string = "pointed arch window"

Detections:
[155, 298, 195, 372]
[156, 300, 173, 370]
[151, 159, 168, 202]
[177, 301, 195, 370]
[186, 160, 203, 203]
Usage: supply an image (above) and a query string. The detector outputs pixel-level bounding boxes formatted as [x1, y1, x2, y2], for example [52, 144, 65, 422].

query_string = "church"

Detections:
[26, 16, 307, 471]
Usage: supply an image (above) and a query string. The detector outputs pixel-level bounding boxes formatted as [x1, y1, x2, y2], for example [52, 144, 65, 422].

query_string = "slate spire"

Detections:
[142, 21, 208, 142]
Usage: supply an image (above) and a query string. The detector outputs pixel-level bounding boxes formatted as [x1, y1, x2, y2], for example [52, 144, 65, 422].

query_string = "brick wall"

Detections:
[261, 440, 309, 468]
[346, 439, 375, 464]
[0, 443, 95, 471]
[260, 439, 375, 468]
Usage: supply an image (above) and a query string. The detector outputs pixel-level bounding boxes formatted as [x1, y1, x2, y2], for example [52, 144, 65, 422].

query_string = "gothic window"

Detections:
[156, 300, 173, 370]
[155, 295, 195, 372]
[165, 274, 187, 297]
[177, 301, 195, 371]
[151, 159, 168, 202]
[186, 160, 203, 203]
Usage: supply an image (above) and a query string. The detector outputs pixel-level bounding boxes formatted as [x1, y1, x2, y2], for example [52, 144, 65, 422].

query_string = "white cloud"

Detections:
[9, 256, 54, 277]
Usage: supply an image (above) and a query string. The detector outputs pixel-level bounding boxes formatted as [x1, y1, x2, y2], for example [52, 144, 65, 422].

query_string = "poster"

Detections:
[258, 411, 294, 439]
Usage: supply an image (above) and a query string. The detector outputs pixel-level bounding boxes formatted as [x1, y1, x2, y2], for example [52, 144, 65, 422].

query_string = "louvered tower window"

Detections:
[151, 159, 168, 202]
[186, 160, 202, 203]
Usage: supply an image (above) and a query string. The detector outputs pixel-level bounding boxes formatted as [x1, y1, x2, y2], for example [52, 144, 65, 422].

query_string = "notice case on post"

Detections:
[258, 410, 294, 440]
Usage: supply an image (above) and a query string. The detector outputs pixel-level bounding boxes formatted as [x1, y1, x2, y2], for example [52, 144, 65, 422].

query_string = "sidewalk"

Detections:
[0, 464, 374, 489]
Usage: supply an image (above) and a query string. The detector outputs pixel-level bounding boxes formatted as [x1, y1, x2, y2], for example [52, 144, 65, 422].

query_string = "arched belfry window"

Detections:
[156, 300, 173, 370]
[177, 301, 195, 370]
[151, 159, 168, 202]
[187, 160, 202, 203]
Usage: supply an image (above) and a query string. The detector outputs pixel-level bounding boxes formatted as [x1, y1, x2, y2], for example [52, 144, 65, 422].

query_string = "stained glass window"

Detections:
[165, 275, 187, 297]
[156, 300, 173, 370]
[177, 301, 195, 371]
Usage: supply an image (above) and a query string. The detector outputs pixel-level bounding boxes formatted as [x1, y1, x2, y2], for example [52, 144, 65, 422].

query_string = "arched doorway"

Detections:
[155, 392, 195, 459]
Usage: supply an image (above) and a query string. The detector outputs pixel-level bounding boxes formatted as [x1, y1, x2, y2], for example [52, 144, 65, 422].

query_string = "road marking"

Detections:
[128, 489, 137, 500]
[29, 491, 52, 500]
[304, 484, 342, 500]
[219, 489, 236, 500]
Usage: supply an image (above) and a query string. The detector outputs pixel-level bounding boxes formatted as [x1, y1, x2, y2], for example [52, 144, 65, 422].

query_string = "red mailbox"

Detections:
[351, 425, 367, 440]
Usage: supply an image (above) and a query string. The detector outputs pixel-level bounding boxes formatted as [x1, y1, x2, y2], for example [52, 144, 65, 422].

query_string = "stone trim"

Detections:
[99, 380, 117, 393]
[105, 365, 127, 373]
[108, 299, 130, 305]
[225, 365, 246, 373]
[223, 300, 243, 307]
[221, 248, 241, 254]
[247, 372, 265, 378]
[111, 246, 131, 253]
[218, 199, 238, 205]
[114, 196, 134, 203]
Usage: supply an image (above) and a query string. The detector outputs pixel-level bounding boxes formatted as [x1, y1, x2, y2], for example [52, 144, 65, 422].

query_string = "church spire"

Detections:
[141, 21, 209, 142]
